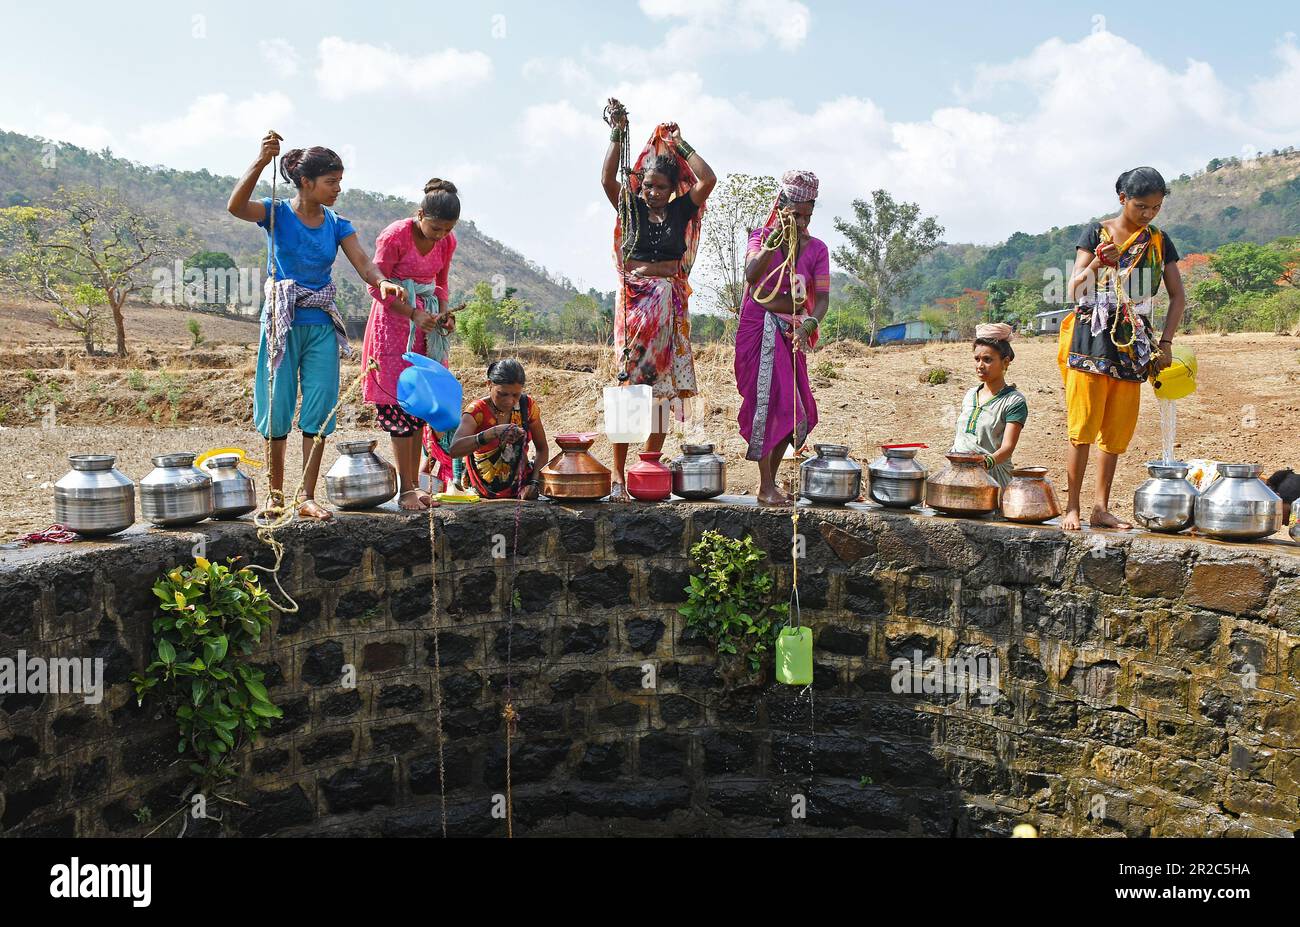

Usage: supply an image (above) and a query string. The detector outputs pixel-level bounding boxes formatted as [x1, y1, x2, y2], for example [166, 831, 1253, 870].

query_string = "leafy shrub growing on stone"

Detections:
[679, 530, 789, 676]
[131, 557, 281, 792]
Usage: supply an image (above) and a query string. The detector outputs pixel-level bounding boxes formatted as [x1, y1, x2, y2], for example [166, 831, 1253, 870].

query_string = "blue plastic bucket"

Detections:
[397, 352, 464, 432]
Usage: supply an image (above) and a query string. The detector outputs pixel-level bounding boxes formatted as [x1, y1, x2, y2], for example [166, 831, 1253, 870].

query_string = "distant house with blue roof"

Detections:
[877, 319, 953, 344]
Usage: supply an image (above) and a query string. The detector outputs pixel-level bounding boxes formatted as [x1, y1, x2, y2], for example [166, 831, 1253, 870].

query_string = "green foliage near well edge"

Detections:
[678, 531, 789, 673]
[130, 557, 281, 792]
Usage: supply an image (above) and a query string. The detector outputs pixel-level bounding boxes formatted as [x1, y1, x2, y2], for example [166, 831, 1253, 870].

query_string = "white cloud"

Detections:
[521, 57, 594, 92]
[314, 37, 492, 101]
[503, 28, 1300, 299]
[596, 0, 811, 75]
[5, 111, 116, 151]
[1247, 35, 1300, 132]
[131, 92, 293, 160]
[259, 38, 300, 79]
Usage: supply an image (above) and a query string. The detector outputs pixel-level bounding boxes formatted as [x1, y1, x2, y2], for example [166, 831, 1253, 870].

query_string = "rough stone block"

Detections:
[321, 763, 395, 813]
[1125, 555, 1187, 599]
[571, 564, 632, 608]
[1185, 559, 1272, 615]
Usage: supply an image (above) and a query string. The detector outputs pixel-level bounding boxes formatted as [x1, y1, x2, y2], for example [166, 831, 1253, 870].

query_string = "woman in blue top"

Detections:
[228, 131, 403, 519]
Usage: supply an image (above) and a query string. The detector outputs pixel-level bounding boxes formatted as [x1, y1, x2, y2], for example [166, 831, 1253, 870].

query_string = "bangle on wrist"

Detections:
[676, 138, 696, 159]
[983, 454, 995, 471]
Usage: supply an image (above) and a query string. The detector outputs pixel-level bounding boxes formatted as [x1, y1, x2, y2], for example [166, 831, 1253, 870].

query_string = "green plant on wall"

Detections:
[131, 557, 281, 793]
[679, 530, 789, 676]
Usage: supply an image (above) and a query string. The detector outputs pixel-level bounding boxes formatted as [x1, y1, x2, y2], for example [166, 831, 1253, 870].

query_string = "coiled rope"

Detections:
[603, 99, 639, 265]
[248, 358, 377, 613]
[1098, 226, 1144, 351]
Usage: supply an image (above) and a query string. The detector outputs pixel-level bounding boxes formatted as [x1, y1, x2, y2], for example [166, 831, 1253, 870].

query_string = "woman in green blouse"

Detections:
[950, 323, 1028, 487]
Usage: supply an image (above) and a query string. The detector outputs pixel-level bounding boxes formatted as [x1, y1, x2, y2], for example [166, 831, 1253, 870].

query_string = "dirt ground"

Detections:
[2, 298, 1298, 542]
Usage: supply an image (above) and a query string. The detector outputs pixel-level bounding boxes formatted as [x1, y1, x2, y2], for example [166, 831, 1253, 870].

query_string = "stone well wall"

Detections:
[1, 501, 1298, 837]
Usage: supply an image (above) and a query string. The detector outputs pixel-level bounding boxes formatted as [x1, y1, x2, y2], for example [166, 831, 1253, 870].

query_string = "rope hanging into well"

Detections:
[428, 504, 448, 838]
[265, 153, 281, 513]
[752, 209, 809, 628]
[501, 428, 529, 839]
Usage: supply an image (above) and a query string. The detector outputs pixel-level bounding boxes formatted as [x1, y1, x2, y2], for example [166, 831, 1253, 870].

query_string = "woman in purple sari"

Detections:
[735, 171, 830, 505]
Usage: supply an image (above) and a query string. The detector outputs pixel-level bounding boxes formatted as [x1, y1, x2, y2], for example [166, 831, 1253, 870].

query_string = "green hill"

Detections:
[890, 146, 1300, 315]
[0, 129, 579, 316]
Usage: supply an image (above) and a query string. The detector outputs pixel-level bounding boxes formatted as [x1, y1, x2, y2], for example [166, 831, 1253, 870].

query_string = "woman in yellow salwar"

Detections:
[1061, 167, 1186, 530]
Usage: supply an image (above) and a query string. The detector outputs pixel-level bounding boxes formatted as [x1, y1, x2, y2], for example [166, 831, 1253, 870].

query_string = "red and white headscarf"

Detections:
[764, 169, 819, 227]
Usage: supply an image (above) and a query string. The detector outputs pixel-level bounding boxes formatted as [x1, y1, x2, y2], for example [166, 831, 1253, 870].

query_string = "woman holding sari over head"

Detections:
[1060, 166, 1186, 531]
[601, 99, 716, 501]
[735, 171, 831, 505]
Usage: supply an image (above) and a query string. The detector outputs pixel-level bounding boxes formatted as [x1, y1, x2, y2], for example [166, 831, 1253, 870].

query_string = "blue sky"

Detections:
[2, 0, 1297, 300]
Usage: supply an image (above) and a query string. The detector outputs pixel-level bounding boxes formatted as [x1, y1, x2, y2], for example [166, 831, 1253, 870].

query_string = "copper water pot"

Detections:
[542, 433, 612, 502]
[1000, 466, 1062, 523]
[925, 452, 999, 515]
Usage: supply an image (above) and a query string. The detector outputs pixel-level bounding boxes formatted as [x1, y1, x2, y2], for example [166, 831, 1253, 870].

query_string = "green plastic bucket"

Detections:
[776, 626, 813, 686]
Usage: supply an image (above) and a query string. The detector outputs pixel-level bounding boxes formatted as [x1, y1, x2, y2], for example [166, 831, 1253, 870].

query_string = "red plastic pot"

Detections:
[627, 451, 672, 502]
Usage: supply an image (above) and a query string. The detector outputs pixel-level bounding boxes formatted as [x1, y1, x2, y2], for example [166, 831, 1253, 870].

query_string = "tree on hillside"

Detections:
[699, 173, 779, 315]
[821, 283, 874, 341]
[983, 278, 1019, 318]
[558, 293, 600, 341]
[935, 289, 987, 338]
[1189, 278, 1231, 328]
[1001, 284, 1050, 331]
[0, 188, 185, 355]
[498, 293, 534, 345]
[832, 190, 944, 344]
[691, 312, 726, 343]
[1210, 242, 1287, 293]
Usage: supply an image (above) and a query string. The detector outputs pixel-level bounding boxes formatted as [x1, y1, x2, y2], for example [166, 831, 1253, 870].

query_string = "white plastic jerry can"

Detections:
[603, 385, 654, 444]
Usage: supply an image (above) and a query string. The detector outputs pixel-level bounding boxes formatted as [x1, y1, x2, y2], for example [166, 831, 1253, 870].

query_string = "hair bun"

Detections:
[279, 148, 305, 184]
[424, 177, 457, 195]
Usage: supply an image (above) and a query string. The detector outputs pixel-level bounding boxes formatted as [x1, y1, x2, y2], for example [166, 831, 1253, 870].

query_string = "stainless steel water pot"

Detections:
[669, 443, 726, 500]
[1133, 461, 1198, 533]
[204, 454, 258, 520]
[1194, 463, 1283, 541]
[139, 453, 214, 528]
[54, 454, 135, 537]
[324, 440, 398, 510]
[867, 446, 927, 508]
[800, 444, 863, 505]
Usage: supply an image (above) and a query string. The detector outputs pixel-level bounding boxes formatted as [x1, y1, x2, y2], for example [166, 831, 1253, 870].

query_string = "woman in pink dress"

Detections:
[735, 170, 830, 505]
[361, 179, 460, 511]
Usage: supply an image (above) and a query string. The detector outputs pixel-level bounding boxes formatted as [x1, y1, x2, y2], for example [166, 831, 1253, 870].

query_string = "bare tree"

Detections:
[699, 173, 779, 317]
[0, 188, 185, 355]
[832, 190, 944, 344]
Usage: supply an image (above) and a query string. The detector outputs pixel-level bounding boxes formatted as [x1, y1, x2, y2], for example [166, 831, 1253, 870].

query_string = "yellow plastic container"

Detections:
[434, 492, 480, 504]
[1151, 345, 1197, 400]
